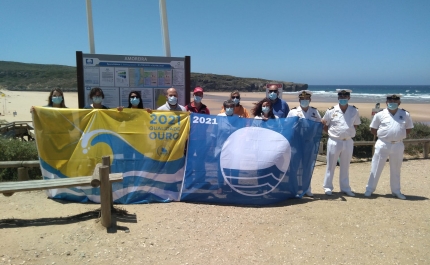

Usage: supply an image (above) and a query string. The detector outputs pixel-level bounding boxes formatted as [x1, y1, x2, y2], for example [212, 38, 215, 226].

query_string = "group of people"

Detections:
[33, 85, 414, 200]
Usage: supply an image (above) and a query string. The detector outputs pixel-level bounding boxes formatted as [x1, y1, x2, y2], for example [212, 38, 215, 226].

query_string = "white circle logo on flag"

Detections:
[220, 127, 291, 196]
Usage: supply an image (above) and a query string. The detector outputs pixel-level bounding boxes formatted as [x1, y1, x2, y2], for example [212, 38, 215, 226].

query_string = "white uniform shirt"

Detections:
[322, 104, 361, 139]
[370, 108, 414, 142]
[287, 106, 321, 122]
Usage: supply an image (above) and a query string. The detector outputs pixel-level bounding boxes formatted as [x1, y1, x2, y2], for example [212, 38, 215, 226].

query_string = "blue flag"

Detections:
[180, 113, 323, 205]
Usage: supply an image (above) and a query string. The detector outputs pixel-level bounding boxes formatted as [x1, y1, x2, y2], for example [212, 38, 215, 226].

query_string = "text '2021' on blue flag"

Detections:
[180, 113, 323, 205]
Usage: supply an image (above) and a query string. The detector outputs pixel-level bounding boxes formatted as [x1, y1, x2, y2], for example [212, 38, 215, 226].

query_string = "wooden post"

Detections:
[17, 167, 29, 181]
[424, 142, 429, 159]
[102, 156, 113, 208]
[102, 156, 111, 173]
[90, 163, 102, 187]
[99, 165, 111, 228]
[319, 142, 323, 155]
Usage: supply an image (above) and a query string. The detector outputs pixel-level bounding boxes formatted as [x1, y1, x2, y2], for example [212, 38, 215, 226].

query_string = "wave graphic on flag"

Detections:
[33, 107, 188, 204]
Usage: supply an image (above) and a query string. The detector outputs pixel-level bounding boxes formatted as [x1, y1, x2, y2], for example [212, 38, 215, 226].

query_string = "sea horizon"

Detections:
[284, 85, 430, 104]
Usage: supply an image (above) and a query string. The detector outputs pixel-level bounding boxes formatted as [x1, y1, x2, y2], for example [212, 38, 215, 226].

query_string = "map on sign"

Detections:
[77, 52, 190, 109]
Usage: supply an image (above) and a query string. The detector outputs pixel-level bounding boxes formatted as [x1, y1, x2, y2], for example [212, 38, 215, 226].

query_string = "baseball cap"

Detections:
[194, 87, 204, 93]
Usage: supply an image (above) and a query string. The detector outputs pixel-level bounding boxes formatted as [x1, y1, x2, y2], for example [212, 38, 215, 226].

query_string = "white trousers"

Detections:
[323, 138, 353, 192]
[366, 140, 404, 194]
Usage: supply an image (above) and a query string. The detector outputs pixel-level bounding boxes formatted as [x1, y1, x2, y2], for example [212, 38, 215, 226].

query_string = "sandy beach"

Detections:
[1, 159, 429, 264]
[0, 90, 429, 124]
[0, 89, 429, 264]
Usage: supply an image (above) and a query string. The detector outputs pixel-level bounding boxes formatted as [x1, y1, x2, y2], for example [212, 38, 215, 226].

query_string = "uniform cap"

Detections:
[193, 87, 204, 93]
[336, 89, 352, 95]
[298, 90, 312, 98]
[386, 94, 401, 100]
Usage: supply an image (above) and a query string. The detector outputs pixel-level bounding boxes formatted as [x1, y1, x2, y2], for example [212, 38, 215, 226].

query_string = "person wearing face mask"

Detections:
[213, 100, 237, 194]
[251, 98, 278, 120]
[287, 90, 322, 197]
[185, 87, 210, 114]
[219, 90, 250, 118]
[267, 85, 290, 118]
[321, 89, 361, 197]
[287, 90, 321, 122]
[364, 94, 413, 200]
[157, 87, 186, 111]
[185, 87, 210, 180]
[116, 91, 153, 113]
[84, 87, 109, 109]
[30, 88, 68, 113]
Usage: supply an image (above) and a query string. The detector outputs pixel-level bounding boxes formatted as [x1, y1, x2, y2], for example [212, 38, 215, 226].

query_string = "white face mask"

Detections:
[262, 106, 270, 114]
[92, 96, 103, 104]
[168, 96, 178, 105]
[300, 100, 310, 108]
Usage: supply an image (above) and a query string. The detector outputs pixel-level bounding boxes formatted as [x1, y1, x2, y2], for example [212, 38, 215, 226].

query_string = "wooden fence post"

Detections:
[424, 142, 429, 159]
[17, 167, 29, 181]
[102, 156, 111, 173]
[102, 156, 113, 208]
[99, 165, 111, 228]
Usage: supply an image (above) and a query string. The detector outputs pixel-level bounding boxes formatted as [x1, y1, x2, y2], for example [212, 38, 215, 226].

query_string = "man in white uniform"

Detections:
[287, 90, 321, 197]
[322, 89, 361, 196]
[364, 94, 413, 200]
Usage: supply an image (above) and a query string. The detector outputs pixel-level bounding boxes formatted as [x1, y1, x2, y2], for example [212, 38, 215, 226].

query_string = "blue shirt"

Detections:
[271, 99, 290, 118]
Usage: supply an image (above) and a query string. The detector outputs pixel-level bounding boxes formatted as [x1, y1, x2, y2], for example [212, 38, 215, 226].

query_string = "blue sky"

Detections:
[1, 0, 429, 85]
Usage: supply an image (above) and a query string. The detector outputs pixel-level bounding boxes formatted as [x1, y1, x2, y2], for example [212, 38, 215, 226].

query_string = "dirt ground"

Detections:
[1, 159, 429, 265]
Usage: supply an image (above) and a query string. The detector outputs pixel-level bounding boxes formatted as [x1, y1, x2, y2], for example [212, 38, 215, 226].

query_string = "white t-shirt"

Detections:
[157, 102, 186, 111]
[370, 108, 414, 142]
[322, 104, 361, 139]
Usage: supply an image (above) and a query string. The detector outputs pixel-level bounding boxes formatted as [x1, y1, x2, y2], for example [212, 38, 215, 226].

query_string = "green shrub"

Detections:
[352, 117, 374, 158]
[404, 122, 430, 156]
[0, 137, 41, 181]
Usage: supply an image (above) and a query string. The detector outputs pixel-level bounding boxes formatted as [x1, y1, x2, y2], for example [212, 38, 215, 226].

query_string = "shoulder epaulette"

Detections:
[328, 106, 334, 110]
[352, 105, 358, 109]
[311, 106, 316, 109]
[291, 107, 297, 110]
[401, 108, 408, 112]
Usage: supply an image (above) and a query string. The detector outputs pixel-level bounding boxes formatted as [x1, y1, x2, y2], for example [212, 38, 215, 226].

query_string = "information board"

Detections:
[76, 52, 190, 109]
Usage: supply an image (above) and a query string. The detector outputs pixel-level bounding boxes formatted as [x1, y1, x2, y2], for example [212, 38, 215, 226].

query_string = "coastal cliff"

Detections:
[0, 61, 307, 92]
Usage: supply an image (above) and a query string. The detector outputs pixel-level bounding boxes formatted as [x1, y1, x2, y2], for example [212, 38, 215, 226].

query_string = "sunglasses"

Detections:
[269, 90, 278, 93]
[231, 96, 240, 99]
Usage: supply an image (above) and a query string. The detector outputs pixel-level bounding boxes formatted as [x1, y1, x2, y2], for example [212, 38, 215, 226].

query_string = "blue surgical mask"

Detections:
[262, 106, 270, 114]
[387, 103, 398, 110]
[232, 98, 240, 105]
[339, 99, 348, 106]
[52, 96, 63, 105]
[130, 97, 140, 106]
[168, 96, 178, 105]
[225, 108, 234, 116]
[194, 96, 202, 103]
[268, 92, 278, 101]
[92, 96, 103, 104]
[300, 100, 310, 108]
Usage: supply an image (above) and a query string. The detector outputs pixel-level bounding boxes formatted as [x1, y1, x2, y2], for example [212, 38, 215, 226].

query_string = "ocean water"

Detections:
[284, 85, 430, 104]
